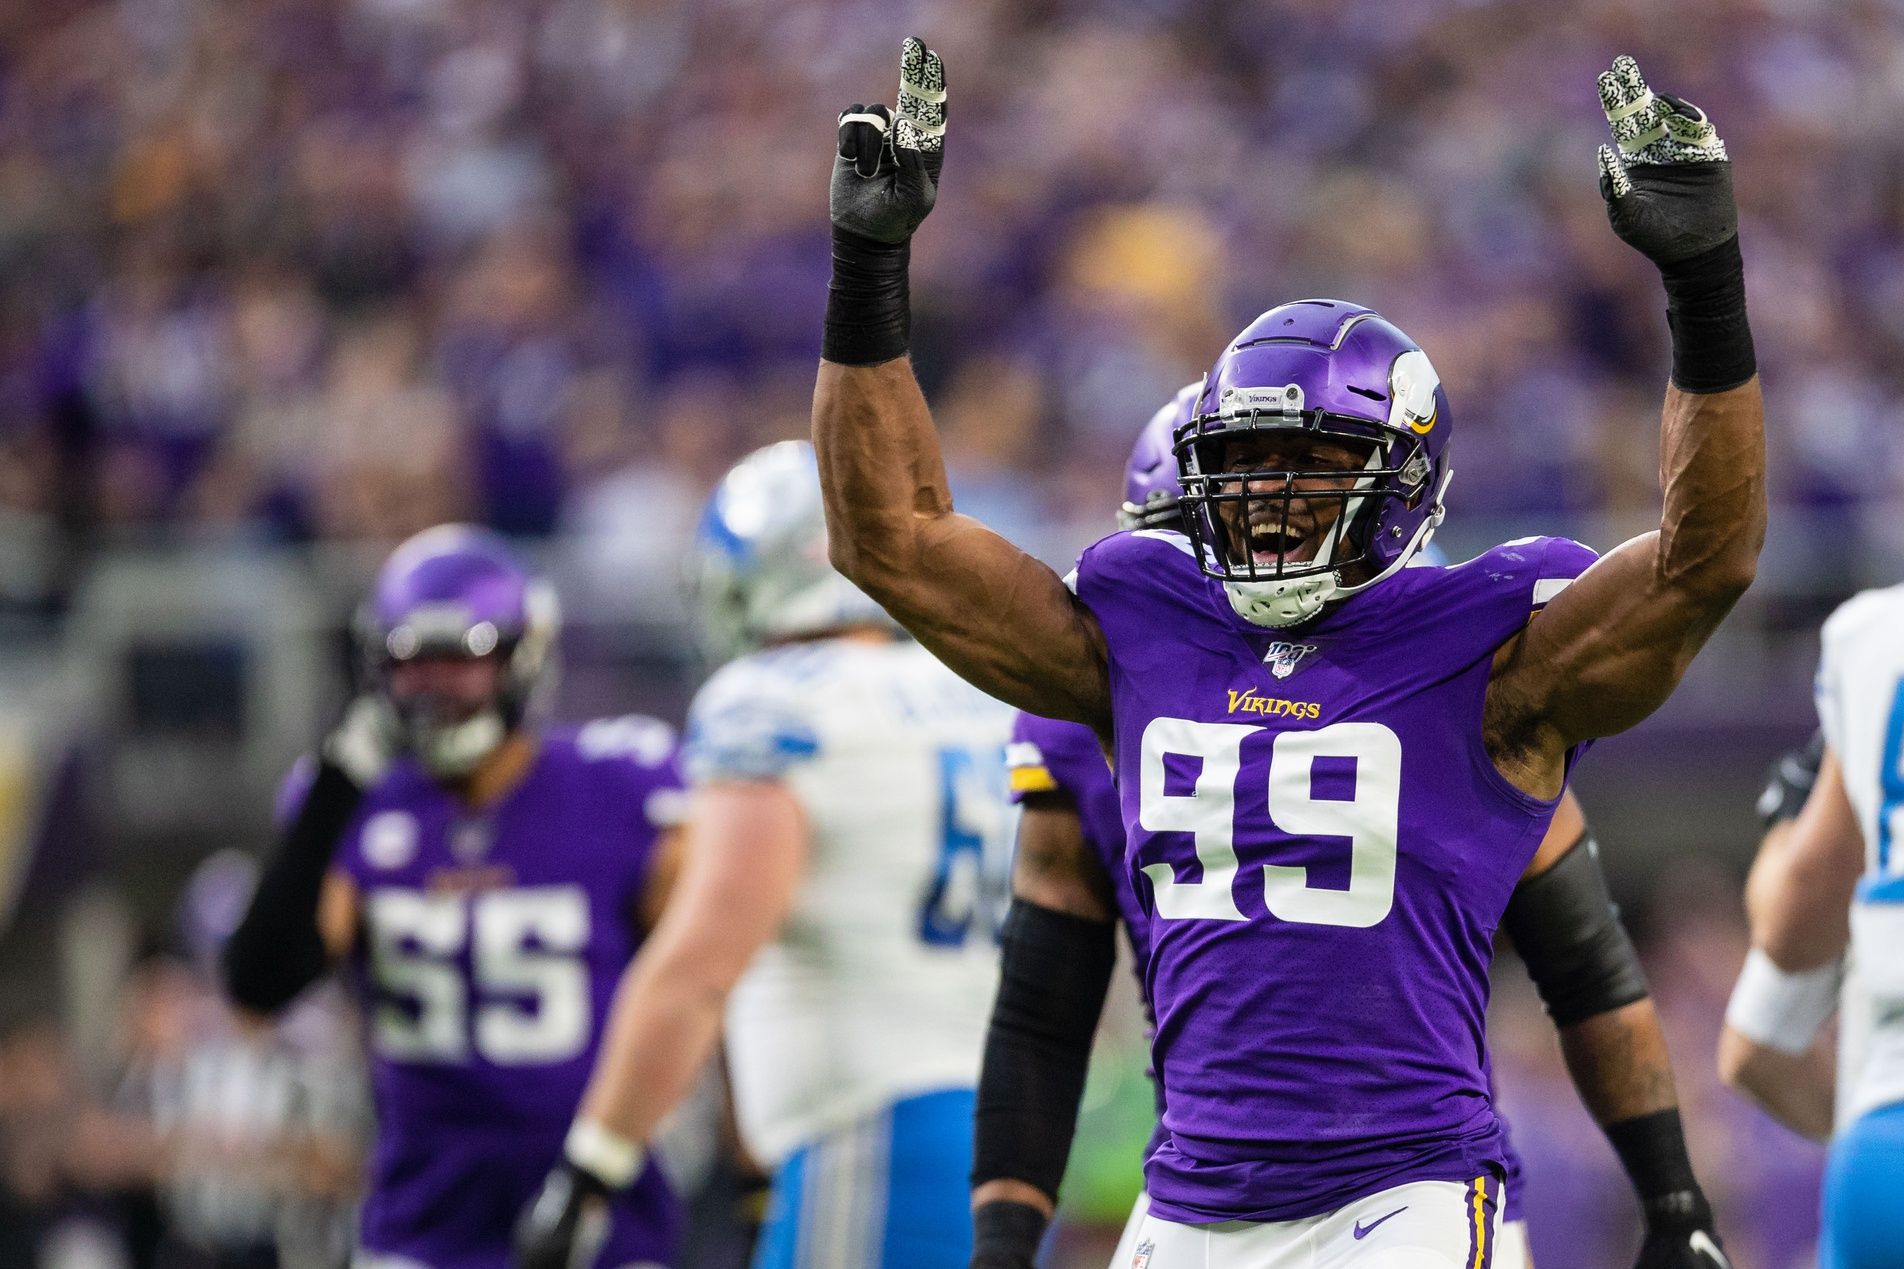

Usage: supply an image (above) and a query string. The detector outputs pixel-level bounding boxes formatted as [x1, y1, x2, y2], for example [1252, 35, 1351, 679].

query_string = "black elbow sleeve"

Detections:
[221, 761, 363, 1014]
[971, 900, 1117, 1202]
[1502, 835, 1650, 1028]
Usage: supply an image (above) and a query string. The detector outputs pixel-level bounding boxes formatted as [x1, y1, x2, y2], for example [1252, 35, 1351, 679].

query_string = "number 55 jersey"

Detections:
[1074, 529, 1598, 1224]
[318, 717, 686, 1268]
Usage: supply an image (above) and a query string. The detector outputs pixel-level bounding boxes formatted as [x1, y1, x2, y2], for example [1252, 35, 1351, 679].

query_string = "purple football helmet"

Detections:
[358, 525, 559, 775]
[1176, 299, 1453, 628]
[1118, 382, 1201, 530]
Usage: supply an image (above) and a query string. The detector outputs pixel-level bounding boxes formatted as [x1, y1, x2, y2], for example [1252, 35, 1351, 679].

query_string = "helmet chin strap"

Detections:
[414, 711, 508, 777]
[1224, 572, 1339, 628]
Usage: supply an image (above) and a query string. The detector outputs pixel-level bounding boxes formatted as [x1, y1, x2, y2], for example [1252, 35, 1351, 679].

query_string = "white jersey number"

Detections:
[367, 886, 592, 1064]
[1140, 718, 1400, 928]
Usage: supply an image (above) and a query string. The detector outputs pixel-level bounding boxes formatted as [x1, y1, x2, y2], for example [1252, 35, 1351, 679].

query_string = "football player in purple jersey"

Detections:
[221, 526, 684, 1269]
[987, 391, 1721, 1268]
[813, 39, 1759, 1269]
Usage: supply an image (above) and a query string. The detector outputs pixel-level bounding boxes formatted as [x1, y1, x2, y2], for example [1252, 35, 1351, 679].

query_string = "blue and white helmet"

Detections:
[691, 440, 897, 659]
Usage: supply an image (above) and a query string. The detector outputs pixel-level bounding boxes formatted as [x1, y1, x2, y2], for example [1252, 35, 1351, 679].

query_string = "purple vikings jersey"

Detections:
[1074, 529, 1596, 1224]
[318, 718, 686, 1267]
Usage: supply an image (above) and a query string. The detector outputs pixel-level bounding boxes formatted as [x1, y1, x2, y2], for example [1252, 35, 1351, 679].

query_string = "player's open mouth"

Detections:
[1245, 522, 1318, 566]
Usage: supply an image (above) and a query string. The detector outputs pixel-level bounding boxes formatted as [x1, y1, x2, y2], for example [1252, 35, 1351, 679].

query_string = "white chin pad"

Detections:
[1224, 574, 1338, 628]
[418, 712, 507, 776]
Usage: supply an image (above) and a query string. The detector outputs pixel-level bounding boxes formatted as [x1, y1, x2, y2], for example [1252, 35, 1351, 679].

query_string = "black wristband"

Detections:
[221, 759, 363, 1014]
[1605, 1109, 1708, 1228]
[1659, 235, 1754, 394]
[970, 1200, 1047, 1268]
[823, 228, 911, 366]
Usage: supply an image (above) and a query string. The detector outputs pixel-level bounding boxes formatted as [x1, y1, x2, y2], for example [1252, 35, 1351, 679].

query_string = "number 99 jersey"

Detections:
[1814, 584, 1904, 1128]
[683, 637, 1014, 1168]
[1074, 529, 1597, 1226]
[316, 716, 685, 1268]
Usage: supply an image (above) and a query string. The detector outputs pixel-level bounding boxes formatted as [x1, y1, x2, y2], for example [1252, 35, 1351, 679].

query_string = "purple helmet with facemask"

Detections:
[357, 525, 559, 776]
[1118, 382, 1201, 530]
[1176, 299, 1453, 628]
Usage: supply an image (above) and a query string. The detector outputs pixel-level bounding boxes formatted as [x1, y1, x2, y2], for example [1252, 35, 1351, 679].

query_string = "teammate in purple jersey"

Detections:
[221, 526, 684, 1269]
[815, 40, 1759, 1268]
[989, 393, 1721, 1268]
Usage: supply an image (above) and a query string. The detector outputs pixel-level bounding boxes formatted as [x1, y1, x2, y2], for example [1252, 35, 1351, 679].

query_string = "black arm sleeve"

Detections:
[971, 899, 1117, 1203]
[1501, 833, 1650, 1028]
[221, 760, 364, 1014]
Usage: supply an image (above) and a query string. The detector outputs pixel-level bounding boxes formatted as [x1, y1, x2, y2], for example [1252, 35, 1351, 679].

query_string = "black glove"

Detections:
[1635, 1191, 1731, 1269]
[831, 36, 946, 246]
[823, 37, 946, 366]
[514, 1161, 612, 1269]
[1595, 55, 1734, 267]
[1594, 54, 1753, 393]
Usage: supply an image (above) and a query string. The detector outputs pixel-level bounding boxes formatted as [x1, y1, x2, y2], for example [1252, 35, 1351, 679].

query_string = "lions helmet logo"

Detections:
[1263, 641, 1317, 679]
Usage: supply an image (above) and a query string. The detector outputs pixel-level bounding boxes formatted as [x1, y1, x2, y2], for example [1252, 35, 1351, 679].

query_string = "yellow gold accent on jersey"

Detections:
[1225, 688, 1322, 720]
[1008, 766, 1059, 793]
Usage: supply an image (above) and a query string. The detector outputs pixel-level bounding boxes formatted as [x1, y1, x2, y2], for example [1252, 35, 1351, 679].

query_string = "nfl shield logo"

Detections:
[1262, 641, 1316, 679]
[1131, 1238, 1154, 1269]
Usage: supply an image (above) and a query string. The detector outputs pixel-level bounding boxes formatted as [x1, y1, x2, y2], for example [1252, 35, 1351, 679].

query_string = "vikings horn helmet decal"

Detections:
[691, 440, 897, 660]
[1175, 300, 1454, 628]
[359, 525, 559, 776]
[1118, 381, 1202, 530]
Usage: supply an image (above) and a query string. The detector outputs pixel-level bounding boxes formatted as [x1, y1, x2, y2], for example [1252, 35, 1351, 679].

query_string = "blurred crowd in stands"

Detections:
[0, 0, 1875, 1263]
[0, 0, 1902, 585]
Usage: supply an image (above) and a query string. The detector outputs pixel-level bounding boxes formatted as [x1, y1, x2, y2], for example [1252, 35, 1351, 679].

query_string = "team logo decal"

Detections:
[1131, 1238, 1154, 1269]
[1388, 348, 1441, 435]
[1262, 641, 1317, 679]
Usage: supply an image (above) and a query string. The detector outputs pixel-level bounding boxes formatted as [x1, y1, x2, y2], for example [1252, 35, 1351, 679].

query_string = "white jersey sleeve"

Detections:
[1814, 584, 1904, 1127]
[684, 638, 1015, 1165]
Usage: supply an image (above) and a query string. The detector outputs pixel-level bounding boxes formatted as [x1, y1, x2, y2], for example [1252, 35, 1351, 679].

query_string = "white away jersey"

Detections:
[1815, 584, 1904, 1125]
[684, 637, 1014, 1164]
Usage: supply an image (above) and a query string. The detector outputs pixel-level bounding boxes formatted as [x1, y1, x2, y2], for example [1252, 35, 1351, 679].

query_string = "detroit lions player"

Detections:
[516, 440, 1014, 1269]
[981, 390, 1723, 1269]
[1719, 587, 1904, 1266]
[817, 41, 1759, 1267]
[222, 526, 684, 1269]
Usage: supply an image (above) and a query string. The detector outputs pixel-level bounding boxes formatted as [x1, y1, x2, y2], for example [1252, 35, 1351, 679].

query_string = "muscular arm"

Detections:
[1486, 63, 1763, 799]
[573, 782, 807, 1147]
[1486, 381, 1763, 793]
[814, 362, 1111, 727]
[970, 793, 1117, 1257]
[812, 44, 1111, 730]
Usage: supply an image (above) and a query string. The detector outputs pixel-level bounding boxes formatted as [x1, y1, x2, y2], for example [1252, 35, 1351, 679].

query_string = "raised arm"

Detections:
[813, 39, 1110, 729]
[1486, 58, 1764, 793]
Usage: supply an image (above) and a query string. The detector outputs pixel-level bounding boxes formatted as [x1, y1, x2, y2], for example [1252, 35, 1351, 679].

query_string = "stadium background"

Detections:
[0, 0, 1888, 1264]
